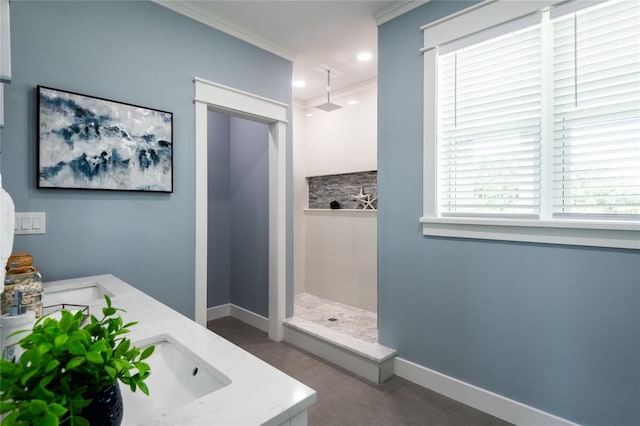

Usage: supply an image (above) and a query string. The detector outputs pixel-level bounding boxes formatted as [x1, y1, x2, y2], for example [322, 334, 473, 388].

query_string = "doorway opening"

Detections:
[194, 78, 288, 341]
[207, 111, 270, 327]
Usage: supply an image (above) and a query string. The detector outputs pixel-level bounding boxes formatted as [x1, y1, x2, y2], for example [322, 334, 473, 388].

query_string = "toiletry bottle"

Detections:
[0, 289, 36, 360]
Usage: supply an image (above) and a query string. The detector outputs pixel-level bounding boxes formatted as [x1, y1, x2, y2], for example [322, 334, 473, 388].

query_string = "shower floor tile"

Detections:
[293, 293, 378, 343]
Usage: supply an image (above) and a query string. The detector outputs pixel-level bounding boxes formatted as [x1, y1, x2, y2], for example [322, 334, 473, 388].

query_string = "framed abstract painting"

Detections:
[37, 86, 173, 192]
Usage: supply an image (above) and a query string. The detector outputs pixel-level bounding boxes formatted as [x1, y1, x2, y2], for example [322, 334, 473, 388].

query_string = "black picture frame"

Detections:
[37, 86, 173, 193]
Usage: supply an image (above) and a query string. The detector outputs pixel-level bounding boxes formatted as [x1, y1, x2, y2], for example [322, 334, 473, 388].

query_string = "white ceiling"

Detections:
[156, 1, 426, 103]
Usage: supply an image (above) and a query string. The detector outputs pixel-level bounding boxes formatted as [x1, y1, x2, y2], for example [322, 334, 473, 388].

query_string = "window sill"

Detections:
[420, 216, 640, 249]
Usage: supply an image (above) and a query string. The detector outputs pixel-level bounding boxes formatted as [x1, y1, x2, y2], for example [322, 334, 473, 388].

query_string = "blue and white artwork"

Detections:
[38, 86, 173, 192]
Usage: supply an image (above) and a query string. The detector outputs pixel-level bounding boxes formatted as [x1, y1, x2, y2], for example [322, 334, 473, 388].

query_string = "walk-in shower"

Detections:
[293, 171, 378, 343]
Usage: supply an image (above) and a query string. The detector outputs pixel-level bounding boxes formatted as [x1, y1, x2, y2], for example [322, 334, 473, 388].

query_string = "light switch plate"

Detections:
[14, 212, 46, 235]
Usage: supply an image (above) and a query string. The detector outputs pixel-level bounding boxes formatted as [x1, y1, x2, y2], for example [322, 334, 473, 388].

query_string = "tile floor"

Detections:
[207, 317, 512, 426]
[294, 293, 378, 343]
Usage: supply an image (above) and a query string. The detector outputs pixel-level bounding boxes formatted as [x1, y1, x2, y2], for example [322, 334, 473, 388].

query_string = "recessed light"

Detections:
[347, 100, 359, 105]
[357, 52, 373, 62]
[293, 80, 306, 88]
[305, 113, 313, 117]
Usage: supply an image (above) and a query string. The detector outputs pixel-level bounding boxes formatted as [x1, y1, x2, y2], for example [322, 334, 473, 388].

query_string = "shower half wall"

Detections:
[303, 170, 377, 313]
[304, 208, 377, 312]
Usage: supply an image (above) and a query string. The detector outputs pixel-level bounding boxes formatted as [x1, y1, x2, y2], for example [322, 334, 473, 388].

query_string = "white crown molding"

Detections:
[152, 0, 297, 62]
[155, 1, 428, 60]
[375, 0, 430, 25]
[292, 98, 307, 109]
[299, 78, 377, 109]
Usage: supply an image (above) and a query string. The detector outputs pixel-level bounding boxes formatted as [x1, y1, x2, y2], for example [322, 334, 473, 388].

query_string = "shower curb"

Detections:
[283, 317, 396, 384]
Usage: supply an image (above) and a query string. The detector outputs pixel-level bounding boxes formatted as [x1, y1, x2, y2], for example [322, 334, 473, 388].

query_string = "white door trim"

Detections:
[194, 77, 288, 341]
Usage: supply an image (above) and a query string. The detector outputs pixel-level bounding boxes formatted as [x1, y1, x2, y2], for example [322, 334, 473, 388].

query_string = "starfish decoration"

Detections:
[352, 187, 377, 210]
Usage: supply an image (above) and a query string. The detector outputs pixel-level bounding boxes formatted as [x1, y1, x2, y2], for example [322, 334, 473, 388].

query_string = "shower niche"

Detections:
[307, 170, 377, 210]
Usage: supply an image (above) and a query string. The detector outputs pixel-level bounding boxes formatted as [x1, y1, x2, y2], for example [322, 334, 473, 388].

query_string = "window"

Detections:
[438, 22, 543, 217]
[421, 0, 640, 249]
[551, 1, 639, 218]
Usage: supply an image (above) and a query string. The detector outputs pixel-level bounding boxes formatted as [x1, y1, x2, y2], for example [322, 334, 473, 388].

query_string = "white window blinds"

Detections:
[552, 0, 640, 217]
[436, 0, 640, 220]
[438, 23, 542, 216]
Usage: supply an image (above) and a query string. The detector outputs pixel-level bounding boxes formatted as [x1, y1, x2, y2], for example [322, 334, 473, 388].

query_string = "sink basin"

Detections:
[43, 281, 113, 309]
[120, 334, 231, 424]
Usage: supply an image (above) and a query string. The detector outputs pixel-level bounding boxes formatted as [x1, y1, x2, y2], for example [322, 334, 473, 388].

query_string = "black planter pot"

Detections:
[63, 383, 123, 426]
[85, 383, 123, 426]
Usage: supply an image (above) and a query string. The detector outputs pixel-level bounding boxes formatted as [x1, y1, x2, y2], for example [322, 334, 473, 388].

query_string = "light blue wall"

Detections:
[229, 117, 269, 317]
[377, 2, 640, 425]
[206, 111, 269, 316]
[207, 111, 231, 308]
[2, 1, 293, 318]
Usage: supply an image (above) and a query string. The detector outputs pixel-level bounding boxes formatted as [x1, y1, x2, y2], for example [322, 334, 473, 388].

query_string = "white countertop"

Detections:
[43, 275, 316, 426]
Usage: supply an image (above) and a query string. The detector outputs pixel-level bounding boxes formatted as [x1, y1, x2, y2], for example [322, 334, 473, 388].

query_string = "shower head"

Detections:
[316, 102, 342, 112]
[316, 70, 342, 112]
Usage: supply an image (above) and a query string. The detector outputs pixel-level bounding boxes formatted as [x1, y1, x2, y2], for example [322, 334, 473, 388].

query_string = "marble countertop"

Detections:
[43, 275, 316, 426]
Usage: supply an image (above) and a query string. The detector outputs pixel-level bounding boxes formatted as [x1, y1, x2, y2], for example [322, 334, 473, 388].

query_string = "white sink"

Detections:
[121, 334, 231, 425]
[43, 281, 113, 310]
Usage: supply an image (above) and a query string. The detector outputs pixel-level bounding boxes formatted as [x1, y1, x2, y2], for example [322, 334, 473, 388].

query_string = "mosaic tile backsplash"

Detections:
[308, 171, 377, 209]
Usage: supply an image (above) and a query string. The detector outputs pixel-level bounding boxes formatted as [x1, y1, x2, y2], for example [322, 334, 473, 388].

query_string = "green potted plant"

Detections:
[0, 295, 154, 426]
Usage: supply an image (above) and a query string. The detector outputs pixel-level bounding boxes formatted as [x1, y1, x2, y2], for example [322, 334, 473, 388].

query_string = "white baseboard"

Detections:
[230, 304, 269, 333]
[394, 357, 580, 426]
[207, 303, 231, 321]
[207, 303, 269, 333]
